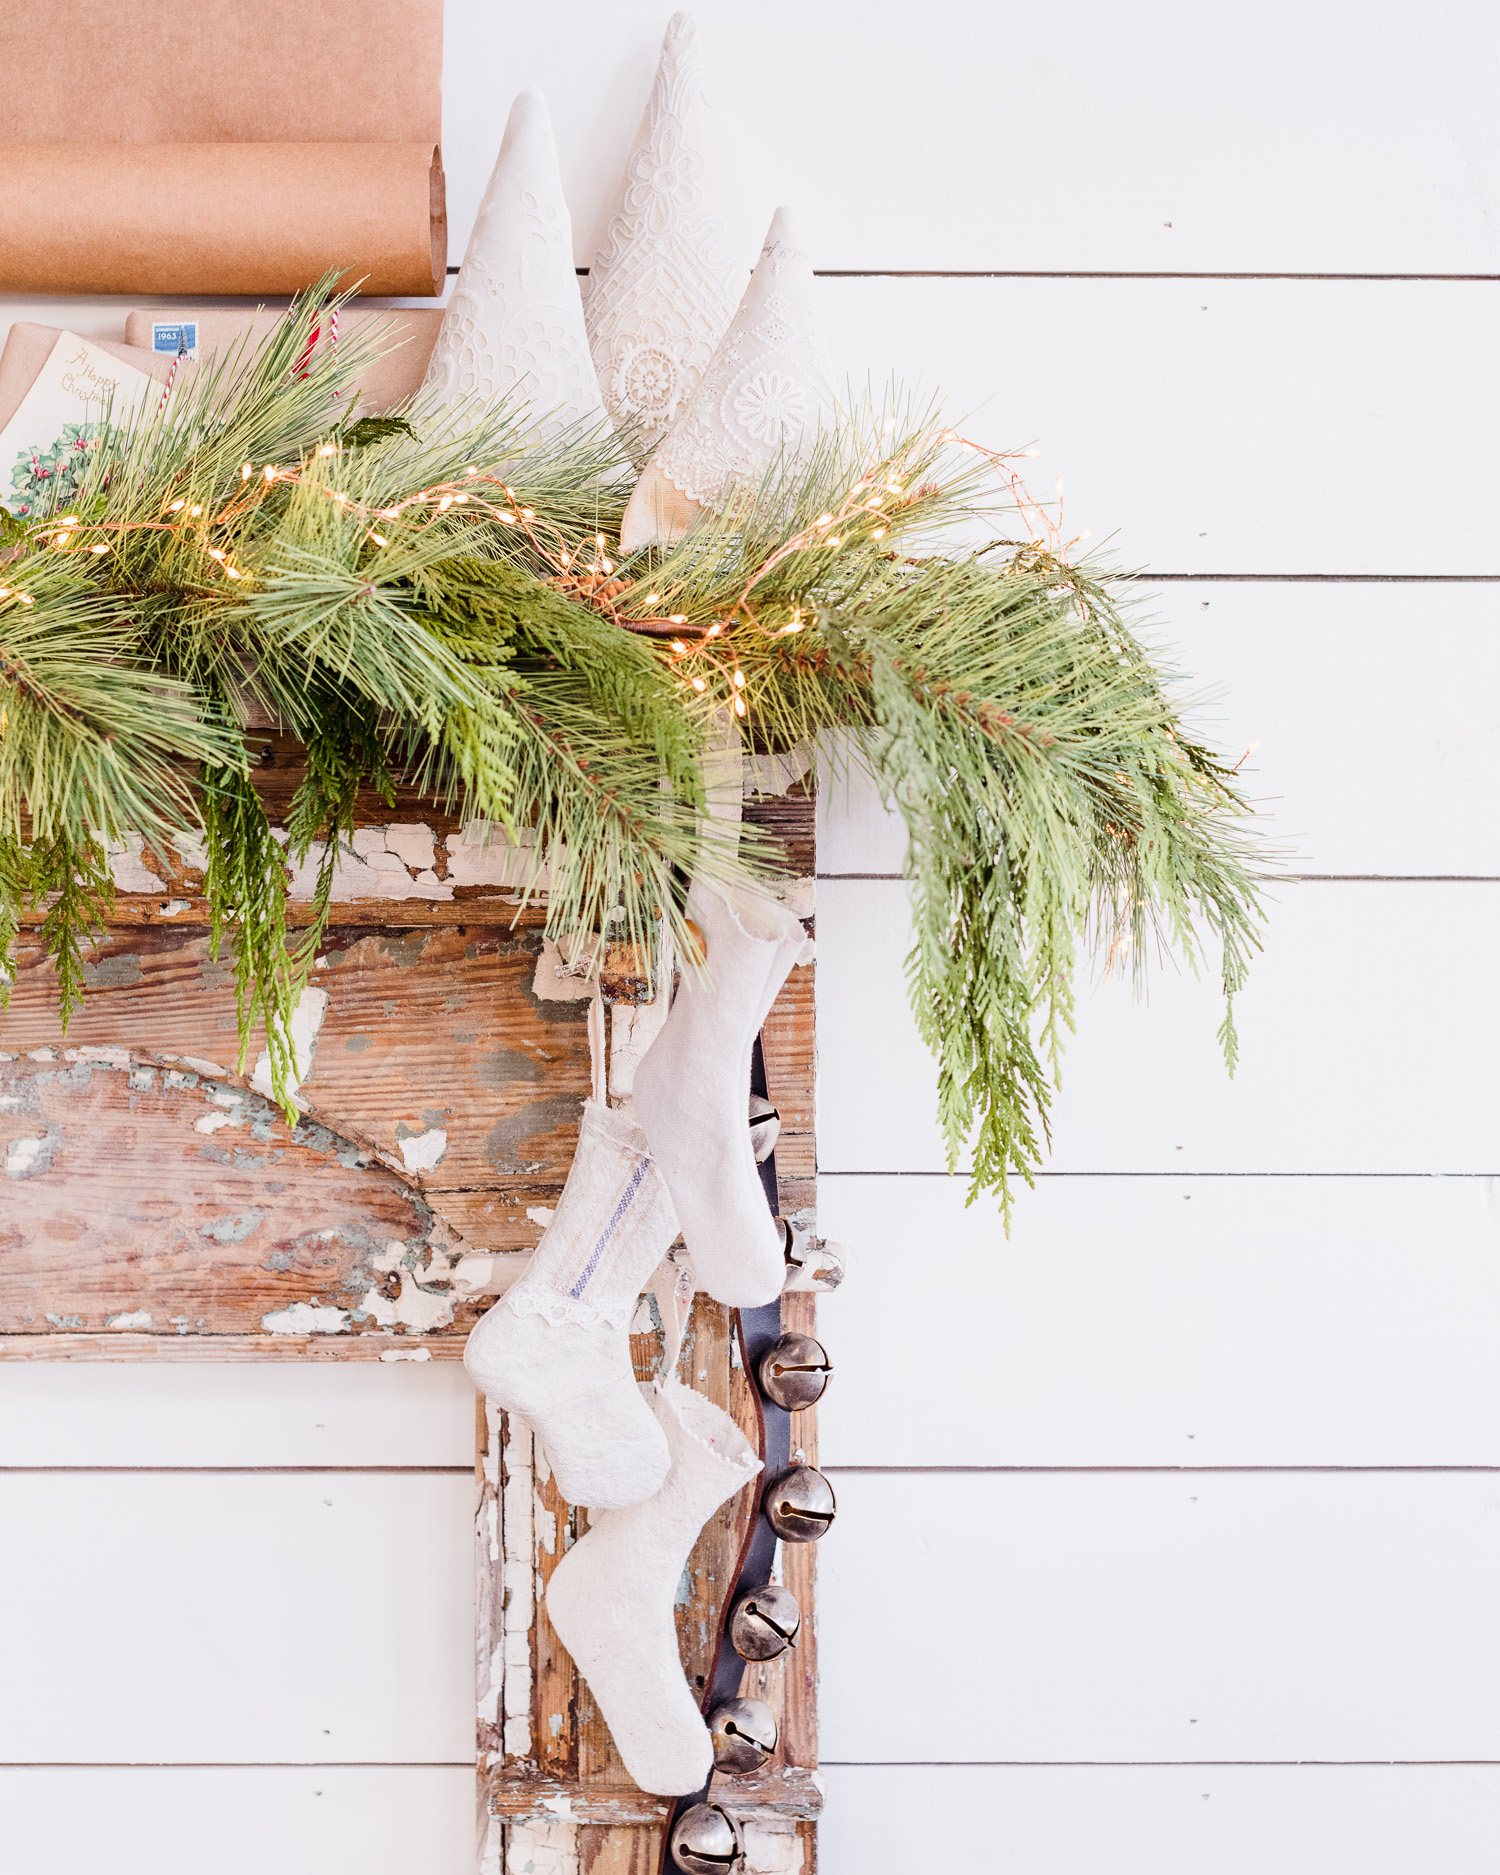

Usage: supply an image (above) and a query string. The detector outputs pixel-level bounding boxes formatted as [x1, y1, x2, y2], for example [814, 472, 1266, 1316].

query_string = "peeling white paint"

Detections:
[447, 819, 548, 893]
[251, 985, 329, 1099]
[162, 1055, 230, 1079]
[744, 739, 812, 797]
[530, 936, 598, 1005]
[478, 1814, 505, 1875]
[397, 1126, 448, 1174]
[744, 1820, 807, 1873]
[504, 1821, 577, 1875]
[261, 1301, 352, 1335]
[381, 823, 437, 870]
[501, 1417, 536, 1759]
[26, 1049, 55, 1062]
[171, 831, 210, 875]
[771, 875, 817, 920]
[157, 898, 191, 917]
[128, 1068, 156, 1090]
[63, 1046, 131, 1068]
[378, 1346, 433, 1362]
[105, 1310, 153, 1331]
[359, 1267, 455, 1333]
[359, 1239, 458, 1330]
[5, 1136, 46, 1178]
[193, 1111, 235, 1135]
[280, 828, 457, 903]
[104, 831, 168, 894]
[525, 1205, 556, 1228]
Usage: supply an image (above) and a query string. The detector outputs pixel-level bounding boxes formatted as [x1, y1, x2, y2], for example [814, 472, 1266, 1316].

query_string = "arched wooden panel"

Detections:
[0, 913, 596, 1357]
[0, 1046, 483, 1348]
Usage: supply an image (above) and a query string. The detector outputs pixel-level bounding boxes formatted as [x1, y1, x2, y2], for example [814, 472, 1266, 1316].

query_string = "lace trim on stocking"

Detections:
[502, 1275, 634, 1333]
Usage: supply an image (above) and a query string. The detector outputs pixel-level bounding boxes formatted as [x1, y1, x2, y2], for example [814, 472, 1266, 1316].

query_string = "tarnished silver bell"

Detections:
[729, 1583, 802, 1661]
[671, 1801, 747, 1873]
[763, 1464, 836, 1541]
[748, 1093, 781, 1164]
[758, 1332, 832, 1410]
[708, 1696, 778, 1774]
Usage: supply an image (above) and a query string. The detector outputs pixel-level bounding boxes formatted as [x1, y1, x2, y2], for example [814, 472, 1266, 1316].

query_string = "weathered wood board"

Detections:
[0, 916, 591, 1356]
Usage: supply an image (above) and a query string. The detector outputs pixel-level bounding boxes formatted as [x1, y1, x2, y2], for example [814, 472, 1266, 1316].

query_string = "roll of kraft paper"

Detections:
[0, 143, 446, 297]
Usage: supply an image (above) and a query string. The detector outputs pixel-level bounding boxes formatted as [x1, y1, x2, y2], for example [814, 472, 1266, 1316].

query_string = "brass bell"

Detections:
[708, 1696, 778, 1774]
[748, 1092, 781, 1164]
[671, 1801, 747, 1873]
[757, 1332, 832, 1410]
[763, 1464, 836, 1542]
[729, 1583, 801, 1661]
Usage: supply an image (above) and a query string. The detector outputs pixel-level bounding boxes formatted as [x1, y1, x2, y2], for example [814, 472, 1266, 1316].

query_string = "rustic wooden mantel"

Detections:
[1, 766, 820, 1875]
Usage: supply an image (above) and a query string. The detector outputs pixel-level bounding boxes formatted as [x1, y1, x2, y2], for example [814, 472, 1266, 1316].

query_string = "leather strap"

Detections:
[657, 1031, 791, 1870]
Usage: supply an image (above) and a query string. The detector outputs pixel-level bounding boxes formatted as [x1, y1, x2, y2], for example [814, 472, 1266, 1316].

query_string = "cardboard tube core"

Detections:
[0, 143, 446, 297]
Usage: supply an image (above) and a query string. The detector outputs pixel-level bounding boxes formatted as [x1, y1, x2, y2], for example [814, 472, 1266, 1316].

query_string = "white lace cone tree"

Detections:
[584, 11, 750, 464]
[620, 205, 827, 550]
[424, 87, 607, 435]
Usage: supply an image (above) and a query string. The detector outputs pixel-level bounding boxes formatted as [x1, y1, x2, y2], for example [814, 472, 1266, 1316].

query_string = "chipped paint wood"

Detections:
[2, 769, 820, 1872]
[0, 921, 596, 1352]
[2, 921, 595, 1188]
[0, 1331, 467, 1361]
[0, 1049, 480, 1342]
[578, 1825, 665, 1875]
[486, 781, 821, 1870]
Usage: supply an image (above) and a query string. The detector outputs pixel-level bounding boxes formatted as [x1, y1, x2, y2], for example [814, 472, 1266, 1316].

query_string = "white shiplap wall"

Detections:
[2, 2, 1497, 1867]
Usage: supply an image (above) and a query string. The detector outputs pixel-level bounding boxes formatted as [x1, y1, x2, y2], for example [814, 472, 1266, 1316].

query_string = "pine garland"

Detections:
[0, 281, 1267, 1212]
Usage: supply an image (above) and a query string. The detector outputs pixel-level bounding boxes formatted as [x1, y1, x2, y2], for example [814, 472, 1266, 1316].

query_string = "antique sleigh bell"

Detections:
[757, 1332, 832, 1410]
[671, 1801, 747, 1873]
[708, 1696, 779, 1774]
[763, 1464, 836, 1541]
[729, 1582, 802, 1661]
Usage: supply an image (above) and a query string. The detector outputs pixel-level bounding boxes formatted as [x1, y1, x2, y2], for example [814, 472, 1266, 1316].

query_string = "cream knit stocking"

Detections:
[463, 1100, 679, 1509]
[545, 1379, 761, 1794]
[633, 878, 813, 1306]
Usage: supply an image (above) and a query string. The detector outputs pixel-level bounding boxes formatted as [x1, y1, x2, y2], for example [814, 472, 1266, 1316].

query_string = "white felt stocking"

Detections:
[545, 1379, 761, 1794]
[633, 879, 813, 1306]
[463, 1100, 678, 1508]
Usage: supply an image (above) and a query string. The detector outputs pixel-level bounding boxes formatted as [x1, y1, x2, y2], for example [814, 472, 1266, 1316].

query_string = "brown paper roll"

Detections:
[0, 2, 443, 147]
[0, 144, 446, 297]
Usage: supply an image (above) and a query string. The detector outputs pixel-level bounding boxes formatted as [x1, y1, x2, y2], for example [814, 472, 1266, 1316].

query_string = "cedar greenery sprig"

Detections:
[0, 280, 1268, 1209]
